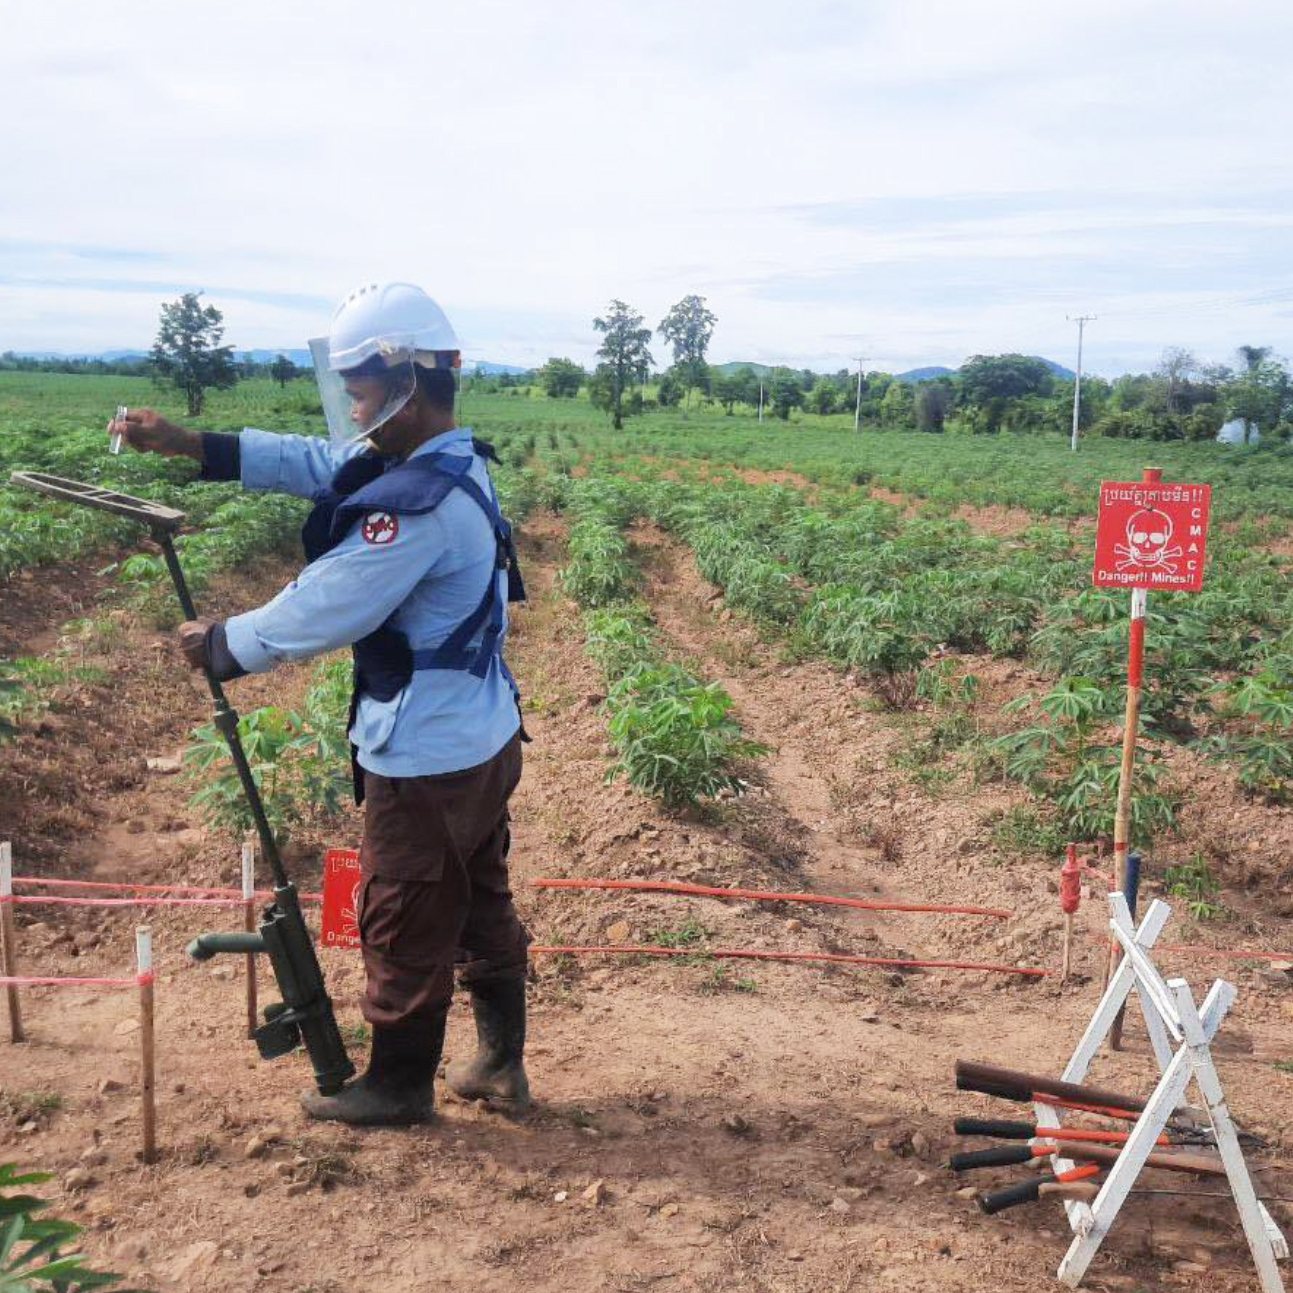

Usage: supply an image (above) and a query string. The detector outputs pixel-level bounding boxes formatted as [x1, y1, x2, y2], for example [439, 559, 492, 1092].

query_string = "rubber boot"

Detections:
[300, 1011, 446, 1126]
[446, 978, 531, 1111]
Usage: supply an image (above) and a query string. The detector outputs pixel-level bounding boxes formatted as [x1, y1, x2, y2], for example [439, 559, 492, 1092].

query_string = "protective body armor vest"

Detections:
[300, 440, 525, 710]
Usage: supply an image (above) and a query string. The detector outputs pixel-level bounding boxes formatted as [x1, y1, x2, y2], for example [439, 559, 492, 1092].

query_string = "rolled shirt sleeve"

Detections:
[238, 427, 367, 499]
[223, 508, 447, 673]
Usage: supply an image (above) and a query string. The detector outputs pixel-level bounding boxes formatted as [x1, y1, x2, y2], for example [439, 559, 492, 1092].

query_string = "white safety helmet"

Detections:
[317, 282, 460, 445]
[327, 281, 460, 372]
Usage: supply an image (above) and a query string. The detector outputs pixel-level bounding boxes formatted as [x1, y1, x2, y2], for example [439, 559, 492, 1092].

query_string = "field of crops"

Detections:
[2, 373, 1291, 854]
[470, 395, 1293, 856]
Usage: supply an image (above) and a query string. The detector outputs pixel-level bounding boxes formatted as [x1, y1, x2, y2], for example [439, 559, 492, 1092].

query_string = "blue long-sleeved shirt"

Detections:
[221, 426, 520, 777]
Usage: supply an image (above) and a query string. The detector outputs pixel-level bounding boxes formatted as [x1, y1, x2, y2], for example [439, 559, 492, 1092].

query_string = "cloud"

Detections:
[2, 0, 1291, 375]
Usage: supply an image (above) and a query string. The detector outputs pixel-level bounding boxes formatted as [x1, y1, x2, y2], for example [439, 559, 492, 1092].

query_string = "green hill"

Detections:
[713, 361, 774, 377]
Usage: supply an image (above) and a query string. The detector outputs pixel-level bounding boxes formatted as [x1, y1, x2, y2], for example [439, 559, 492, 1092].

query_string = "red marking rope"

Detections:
[529, 944, 1051, 977]
[12, 876, 323, 902]
[0, 972, 153, 988]
[532, 877, 1013, 920]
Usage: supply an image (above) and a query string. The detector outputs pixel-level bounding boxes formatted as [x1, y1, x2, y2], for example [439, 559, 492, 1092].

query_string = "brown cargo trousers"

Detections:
[356, 733, 529, 1027]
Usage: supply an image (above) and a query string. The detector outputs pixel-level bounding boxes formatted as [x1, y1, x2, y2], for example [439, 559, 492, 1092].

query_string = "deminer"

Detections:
[111, 283, 531, 1125]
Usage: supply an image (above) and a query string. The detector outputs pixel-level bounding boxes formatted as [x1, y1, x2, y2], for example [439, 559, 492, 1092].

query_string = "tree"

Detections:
[656, 370, 684, 408]
[1155, 347, 1198, 415]
[269, 354, 298, 388]
[538, 357, 585, 398]
[590, 301, 653, 429]
[806, 377, 840, 416]
[658, 294, 717, 411]
[730, 366, 761, 410]
[956, 354, 1054, 432]
[1224, 346, 1290, 443]
[880, 381, 915, 427]
[769, 368, 804, 421]
[150, 292, 237, 416]
[710, 369, 741, 415]
[914, 380, 953, 432]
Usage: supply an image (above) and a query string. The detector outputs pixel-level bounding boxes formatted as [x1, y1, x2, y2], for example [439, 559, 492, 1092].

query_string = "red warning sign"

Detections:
[320, 848, 362, 950]
[1093, 480, 1211, 593]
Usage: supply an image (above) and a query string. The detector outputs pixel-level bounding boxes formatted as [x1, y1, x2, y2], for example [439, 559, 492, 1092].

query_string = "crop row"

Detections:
[513, 459, 1290, 844]
[556, 485, 765, 808]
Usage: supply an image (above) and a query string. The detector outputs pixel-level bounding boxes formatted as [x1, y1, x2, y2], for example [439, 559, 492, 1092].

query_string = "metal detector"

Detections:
[9, 472, 354, 1094]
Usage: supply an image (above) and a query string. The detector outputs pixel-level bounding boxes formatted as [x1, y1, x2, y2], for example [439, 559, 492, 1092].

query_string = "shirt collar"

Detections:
[408, 426, 472, 461]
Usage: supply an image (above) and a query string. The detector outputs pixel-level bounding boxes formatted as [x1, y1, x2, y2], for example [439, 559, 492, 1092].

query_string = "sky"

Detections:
[3, 0, 1292, 378]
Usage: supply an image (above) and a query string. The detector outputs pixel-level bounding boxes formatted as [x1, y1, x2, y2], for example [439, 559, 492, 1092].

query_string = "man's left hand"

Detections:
[177, 619, 216, 671]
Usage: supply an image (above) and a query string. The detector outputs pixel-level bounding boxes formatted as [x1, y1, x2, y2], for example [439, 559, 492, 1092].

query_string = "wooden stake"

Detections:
[136, 926, 157, 1164]
[0, 844, 25, 1043]
[1062, 913, 1074, 983]
[242, 842, 258, 1039]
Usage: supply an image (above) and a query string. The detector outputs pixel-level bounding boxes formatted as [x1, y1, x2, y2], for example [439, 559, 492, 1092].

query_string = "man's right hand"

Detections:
[107, 408, 203, 461]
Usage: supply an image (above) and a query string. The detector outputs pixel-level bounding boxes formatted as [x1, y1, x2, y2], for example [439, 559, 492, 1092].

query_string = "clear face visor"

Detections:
[309, 339, 418, 448]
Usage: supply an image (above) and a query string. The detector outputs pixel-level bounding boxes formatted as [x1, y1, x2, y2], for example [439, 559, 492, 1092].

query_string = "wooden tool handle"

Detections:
[1040, 1181, 1100, 1203]
[956, 1060, 1145, 1114]
[1051, 1139, 1225, 1178]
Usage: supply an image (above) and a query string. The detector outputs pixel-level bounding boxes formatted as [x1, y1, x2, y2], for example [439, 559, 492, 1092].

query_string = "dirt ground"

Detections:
[2, 516, 1293, 1293]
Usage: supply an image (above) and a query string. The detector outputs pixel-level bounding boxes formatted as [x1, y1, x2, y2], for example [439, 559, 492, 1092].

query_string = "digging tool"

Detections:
[8, 471, 354, 1095]
[956, 1059, 1150, 1115]
[955, 1117, 1174, 1148]
[1049, 1139, 1233, 1179]
[951, 1142, 1068, 1172]
[954, 1058, 1266, 1148]
[978, 1164, 1102, 1215]
[955, 1116, 1225, 1150]
[950, 1136, 1232, 1177]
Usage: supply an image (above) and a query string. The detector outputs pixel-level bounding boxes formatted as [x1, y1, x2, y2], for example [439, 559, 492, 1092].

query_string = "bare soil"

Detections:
[1, 519, 1292, 1292]
[0, 555, 126, 658]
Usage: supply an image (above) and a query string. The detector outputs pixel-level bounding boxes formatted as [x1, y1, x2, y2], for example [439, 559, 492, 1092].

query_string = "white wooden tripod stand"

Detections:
[1035, 893, 1287, 1292]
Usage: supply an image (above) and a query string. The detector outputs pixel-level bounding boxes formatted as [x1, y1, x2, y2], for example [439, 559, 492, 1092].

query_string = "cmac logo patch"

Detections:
[360, 512, 399, 546]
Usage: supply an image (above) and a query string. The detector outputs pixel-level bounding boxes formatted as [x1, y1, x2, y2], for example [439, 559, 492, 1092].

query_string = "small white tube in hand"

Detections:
[109, 405, 127, 455]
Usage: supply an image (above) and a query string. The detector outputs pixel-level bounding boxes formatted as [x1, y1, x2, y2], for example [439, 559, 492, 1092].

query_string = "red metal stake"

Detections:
[1060, 844, 1082, 982]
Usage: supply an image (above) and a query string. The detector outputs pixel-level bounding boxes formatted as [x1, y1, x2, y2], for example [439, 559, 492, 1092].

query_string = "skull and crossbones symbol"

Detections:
[1114, 506, 1182, 574]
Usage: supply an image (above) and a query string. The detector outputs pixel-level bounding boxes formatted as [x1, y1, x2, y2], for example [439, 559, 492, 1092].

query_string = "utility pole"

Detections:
[1068, 315, 1096, 452]
[854, 355, 869, 433]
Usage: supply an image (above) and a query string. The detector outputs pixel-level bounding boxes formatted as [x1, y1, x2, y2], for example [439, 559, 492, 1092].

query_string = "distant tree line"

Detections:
[515, 340, 1291, 442]
[8, 292, 1289, 442]
[0, 351, 151, 376]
